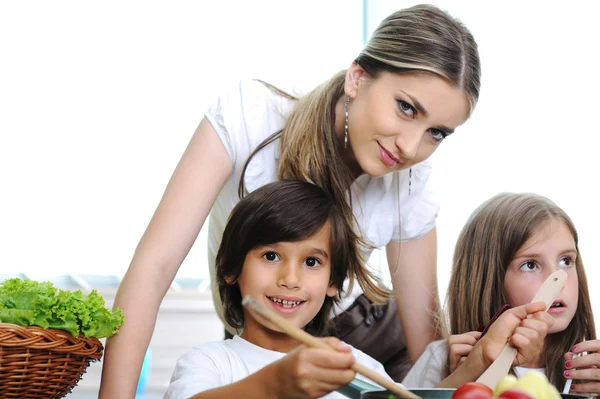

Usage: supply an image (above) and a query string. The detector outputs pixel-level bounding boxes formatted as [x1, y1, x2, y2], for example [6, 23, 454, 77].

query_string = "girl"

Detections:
[402, 193, 598, 394]
[165, 182, 548, 399]
[101, 5, 482, 396]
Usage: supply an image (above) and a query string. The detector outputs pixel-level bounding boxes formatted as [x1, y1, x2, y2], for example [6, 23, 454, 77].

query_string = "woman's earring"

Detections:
[344, 96, 350, 149]
[409, 168, 412, 195]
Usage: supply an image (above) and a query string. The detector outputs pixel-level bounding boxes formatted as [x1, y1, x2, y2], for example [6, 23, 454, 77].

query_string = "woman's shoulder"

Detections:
[205, 78, 302, 146]
[204, 79, 302, 169]
[209, 78, 303, 116]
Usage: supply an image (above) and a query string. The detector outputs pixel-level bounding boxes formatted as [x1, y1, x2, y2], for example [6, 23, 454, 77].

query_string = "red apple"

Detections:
[451, 382, 494, 399]
[497, 388, 534, 399]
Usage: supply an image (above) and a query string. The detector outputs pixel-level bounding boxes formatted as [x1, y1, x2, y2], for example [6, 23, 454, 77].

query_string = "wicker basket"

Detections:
[0, 322, 103, 398]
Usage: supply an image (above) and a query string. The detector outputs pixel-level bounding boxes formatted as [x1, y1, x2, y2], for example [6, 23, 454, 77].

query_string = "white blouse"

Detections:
[205, 79, 439, 328]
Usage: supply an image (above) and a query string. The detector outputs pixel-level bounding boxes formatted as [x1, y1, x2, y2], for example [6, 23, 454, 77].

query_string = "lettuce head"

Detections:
[0, 278, 124, 338]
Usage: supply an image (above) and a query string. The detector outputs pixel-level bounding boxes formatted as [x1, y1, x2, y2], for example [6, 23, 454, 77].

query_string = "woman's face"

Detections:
[344, 65, 470, 178]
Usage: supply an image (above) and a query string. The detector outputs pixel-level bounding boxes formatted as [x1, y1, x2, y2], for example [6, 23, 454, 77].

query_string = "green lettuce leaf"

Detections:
[0, 278, 124, 338]
[0, 308, 36, 326]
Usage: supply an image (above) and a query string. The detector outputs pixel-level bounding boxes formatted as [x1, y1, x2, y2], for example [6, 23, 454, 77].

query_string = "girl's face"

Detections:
[344, 65, 470, 178]
[236, 223, 337, 350]
[503, 218, 579, 334]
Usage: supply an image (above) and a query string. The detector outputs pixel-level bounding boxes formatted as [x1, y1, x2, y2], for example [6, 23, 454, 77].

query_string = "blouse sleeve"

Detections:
[402, 340, 448, 388]
[204, 79, 272, 170]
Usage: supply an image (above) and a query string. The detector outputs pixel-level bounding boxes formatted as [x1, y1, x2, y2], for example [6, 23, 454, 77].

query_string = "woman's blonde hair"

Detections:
[240, 4, 481, 304]
[447, 193, 596, 387]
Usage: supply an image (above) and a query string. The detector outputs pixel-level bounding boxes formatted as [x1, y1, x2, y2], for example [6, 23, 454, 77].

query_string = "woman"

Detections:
[99, 4, 481, 397]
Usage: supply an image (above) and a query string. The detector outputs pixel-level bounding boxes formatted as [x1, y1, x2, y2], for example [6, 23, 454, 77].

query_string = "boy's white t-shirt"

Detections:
[204, 80, 440, 330]
[401, 340, 547, 388]
[164, 335, 399, 399]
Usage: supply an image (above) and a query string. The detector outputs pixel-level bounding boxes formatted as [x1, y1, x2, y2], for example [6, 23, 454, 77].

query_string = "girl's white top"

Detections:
[205, 80, 439, 331]
[402, 340, 546, 388]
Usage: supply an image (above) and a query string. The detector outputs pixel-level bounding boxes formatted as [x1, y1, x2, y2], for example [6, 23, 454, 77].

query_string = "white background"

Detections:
[368, 1, 600, 319]
[1, 1, 598, 322]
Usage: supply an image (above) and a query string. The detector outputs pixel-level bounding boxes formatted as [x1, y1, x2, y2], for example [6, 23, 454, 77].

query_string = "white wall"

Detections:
[2, 1, 598, 323]
[0, 0, 363, 278]
[368, 1, 600, 321]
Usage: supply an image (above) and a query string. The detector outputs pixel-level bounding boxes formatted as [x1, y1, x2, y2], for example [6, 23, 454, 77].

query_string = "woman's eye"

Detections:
[559, 257, 573, 268]
[304, 257, 321, 267]
[263, 252, 279, 261]
[397, 100, 415, 118]
[430, 129, 448, 143]
[519, 261, 537, 271]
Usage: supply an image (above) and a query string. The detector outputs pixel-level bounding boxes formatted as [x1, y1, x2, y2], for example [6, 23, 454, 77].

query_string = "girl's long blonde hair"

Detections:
[447, 193, 596, 387]
[240, 4, 481, 304]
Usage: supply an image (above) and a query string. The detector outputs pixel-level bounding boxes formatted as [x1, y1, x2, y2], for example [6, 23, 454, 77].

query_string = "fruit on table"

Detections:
[514, 371, 550, 399]
[494, 371, 561, 399]
[494, 375, 518, 396]
[497, 389, 534, 399]
[451, 382, 495, 399]
[452, 371, 561, 399]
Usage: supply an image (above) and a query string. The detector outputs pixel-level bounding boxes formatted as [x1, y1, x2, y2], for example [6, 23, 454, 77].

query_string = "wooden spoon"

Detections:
[242, 296, 420, 399]
[476, 269, 568, 389]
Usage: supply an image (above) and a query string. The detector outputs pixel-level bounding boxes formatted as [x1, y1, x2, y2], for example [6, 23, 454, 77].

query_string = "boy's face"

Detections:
[235, 222, 337, 350]
[503, 218, 579, 334]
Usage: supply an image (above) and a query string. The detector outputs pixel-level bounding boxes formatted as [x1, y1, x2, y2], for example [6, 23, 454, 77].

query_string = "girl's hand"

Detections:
[438, 302, 553, 388]
[448, 331, 481, 373]
[509, 309, 554, 367]
[270, 337, 356, 399]
[564, 339, 600, 395]
[475, 302, 553, 368]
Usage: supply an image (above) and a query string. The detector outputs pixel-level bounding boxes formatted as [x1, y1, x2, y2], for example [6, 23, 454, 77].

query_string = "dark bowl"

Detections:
[361, 388, 594, 399]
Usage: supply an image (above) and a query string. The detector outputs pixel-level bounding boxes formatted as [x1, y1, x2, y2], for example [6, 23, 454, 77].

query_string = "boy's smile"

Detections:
[236, 223, 337, 352]
[266, 295, 306, 313]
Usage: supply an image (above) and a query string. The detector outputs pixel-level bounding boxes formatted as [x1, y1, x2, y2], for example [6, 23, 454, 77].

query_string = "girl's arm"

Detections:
[387, 227, 441, 364]
[99, 118, 233, 399]
[563, 339, 600, 395]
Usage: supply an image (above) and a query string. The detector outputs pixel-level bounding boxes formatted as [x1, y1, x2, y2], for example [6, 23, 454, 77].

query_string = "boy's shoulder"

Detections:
[166, 338, 253, 399]
[184, 336, 247, 357]
[348, 345, 395, 382]
[179, 335, 283, 367]
[176, 338, 240, 366]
